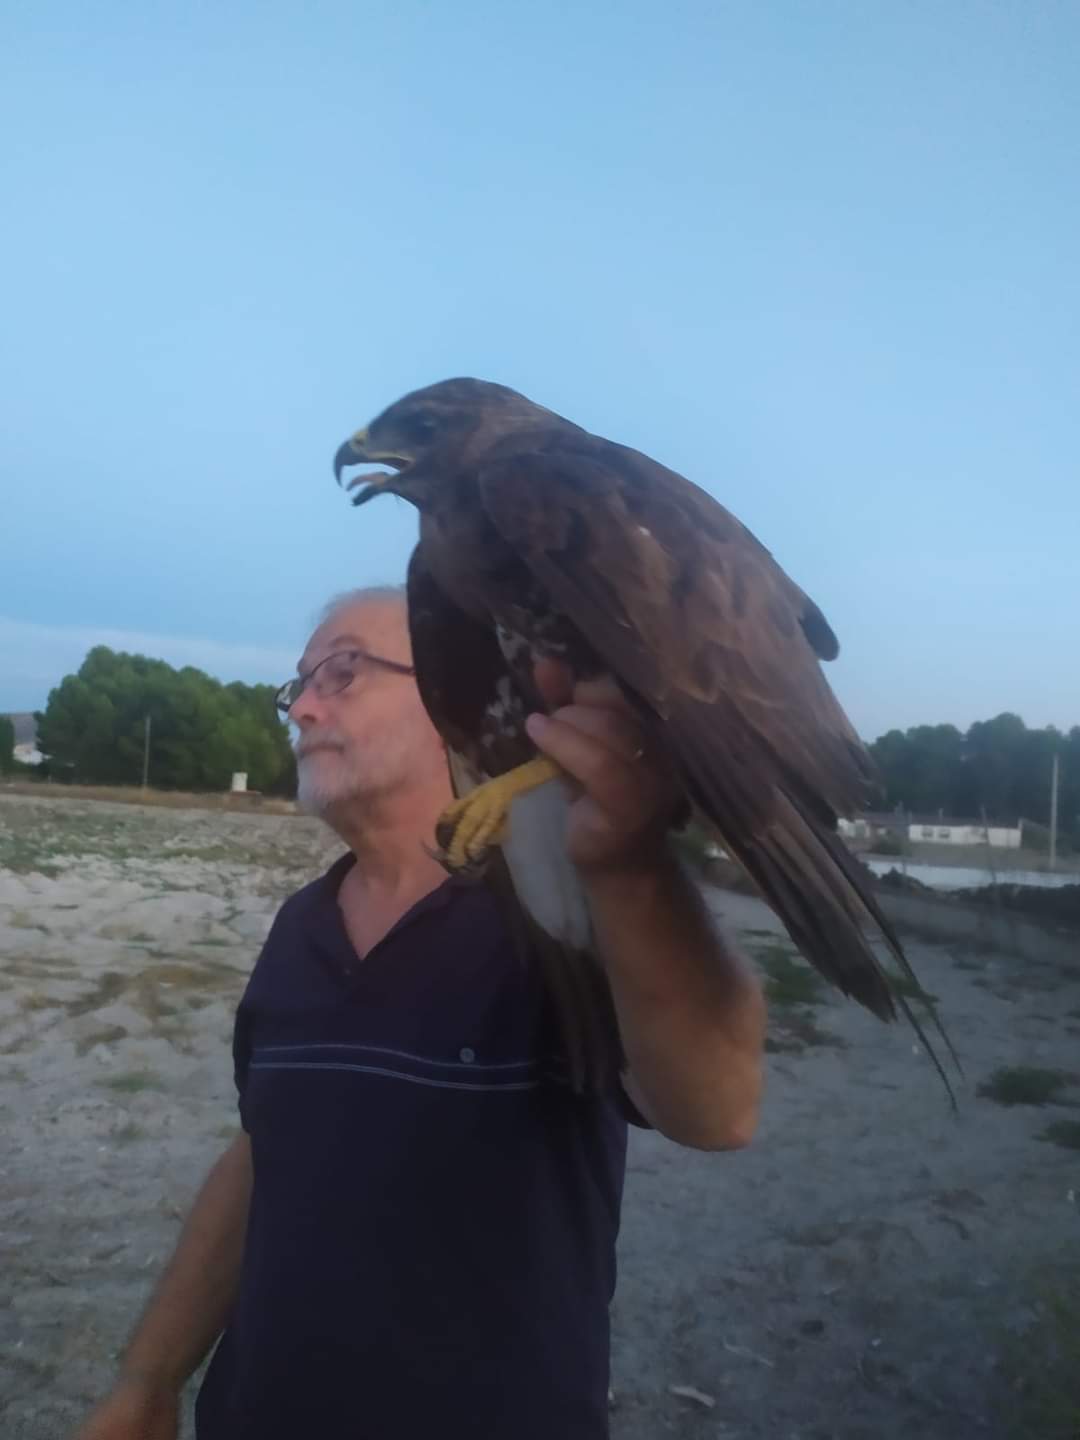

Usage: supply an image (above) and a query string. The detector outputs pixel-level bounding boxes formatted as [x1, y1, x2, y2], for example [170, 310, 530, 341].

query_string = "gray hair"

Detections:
[315, 585, 407, 629]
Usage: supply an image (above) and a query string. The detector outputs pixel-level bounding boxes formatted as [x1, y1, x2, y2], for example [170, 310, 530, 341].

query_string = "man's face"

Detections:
[288, 600, 444, 817]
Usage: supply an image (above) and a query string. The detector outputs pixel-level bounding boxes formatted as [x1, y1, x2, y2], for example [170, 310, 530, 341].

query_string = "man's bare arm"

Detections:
[75, 1132, 252, 1438]
[585, 857, 765, 1149]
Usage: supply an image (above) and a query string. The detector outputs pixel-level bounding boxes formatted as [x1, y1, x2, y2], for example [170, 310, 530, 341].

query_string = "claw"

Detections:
[435, 756, 561, 871]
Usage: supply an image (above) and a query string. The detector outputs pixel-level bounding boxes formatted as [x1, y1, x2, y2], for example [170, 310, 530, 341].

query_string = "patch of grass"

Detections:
[99, 1069, 165, 1094]
[1039, 1120, 1080, 1150]
[0, 827, 64, 876]
[162, 843, 251, 865]
[754, 945, 827, 1008]
[1, 780, 296, 813]
[19, 992, 64, 1013]
[3, 955, 77, 980]
[766, 1010, 846, 1054]
[977, 1066, 1072, 1107]
[8, 910, 49, 932]
[74, 1025, 129, 1057]
[66, 970, 130, 1018]
[998, 1261, 1080, 1440]
[140, 961, 238, 991]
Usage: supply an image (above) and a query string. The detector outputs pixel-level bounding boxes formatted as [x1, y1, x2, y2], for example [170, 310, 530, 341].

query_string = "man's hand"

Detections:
[528, 658, 765, 1151]
[73, 1374, 179, 1440]
[526, 659, 680, 875]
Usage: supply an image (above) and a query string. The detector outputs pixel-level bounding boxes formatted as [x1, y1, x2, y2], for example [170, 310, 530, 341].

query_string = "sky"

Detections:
[2, 1, 1077, 742]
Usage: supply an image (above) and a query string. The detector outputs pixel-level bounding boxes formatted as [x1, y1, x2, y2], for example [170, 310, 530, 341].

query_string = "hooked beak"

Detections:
[333, 428, 411, 507]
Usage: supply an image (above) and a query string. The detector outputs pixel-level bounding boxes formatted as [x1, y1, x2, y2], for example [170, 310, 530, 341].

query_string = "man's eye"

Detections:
[325, 657, 358, 688]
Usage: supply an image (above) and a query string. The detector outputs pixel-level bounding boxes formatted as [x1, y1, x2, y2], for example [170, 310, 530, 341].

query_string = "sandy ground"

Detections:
[2, 792, 1079, 1439]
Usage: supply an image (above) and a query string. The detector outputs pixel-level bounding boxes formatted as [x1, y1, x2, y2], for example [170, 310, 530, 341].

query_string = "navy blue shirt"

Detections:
[195, 853, 630, 1439]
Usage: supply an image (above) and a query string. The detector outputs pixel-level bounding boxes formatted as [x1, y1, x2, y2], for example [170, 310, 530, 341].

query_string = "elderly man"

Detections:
[78, 587, 765, 1440]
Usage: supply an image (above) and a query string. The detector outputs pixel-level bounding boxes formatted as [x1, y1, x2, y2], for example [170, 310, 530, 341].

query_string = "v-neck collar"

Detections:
[310, 851, 471, 979]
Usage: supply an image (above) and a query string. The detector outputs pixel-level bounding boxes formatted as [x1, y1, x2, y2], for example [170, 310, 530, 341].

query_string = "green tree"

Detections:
[869, 724, 966, 814]
[870, 712, 1075, 842]
[36, 647, 296, 794]
[0, 715, 14, 775]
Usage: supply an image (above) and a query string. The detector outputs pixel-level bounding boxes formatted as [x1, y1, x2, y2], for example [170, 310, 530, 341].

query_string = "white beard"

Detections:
[294, 726, 421, 817]
[295, 749, 360, 816]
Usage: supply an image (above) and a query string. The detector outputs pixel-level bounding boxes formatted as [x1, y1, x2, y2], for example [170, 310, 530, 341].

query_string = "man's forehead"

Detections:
[299, 601, 409, 671]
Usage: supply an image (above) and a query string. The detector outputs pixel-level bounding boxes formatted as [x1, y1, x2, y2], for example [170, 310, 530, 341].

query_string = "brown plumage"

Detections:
[334, 378, 955, 1097]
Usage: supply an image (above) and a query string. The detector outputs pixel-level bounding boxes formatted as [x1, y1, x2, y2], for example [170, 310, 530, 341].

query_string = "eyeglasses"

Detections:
[274, 648, 416, 716]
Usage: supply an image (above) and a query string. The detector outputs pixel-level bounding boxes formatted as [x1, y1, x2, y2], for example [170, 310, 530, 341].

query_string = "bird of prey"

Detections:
[333, 378, 954, 1096]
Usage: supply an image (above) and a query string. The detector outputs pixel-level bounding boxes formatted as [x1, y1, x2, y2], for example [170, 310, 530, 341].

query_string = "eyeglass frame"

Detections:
[274, 647, 416, 716]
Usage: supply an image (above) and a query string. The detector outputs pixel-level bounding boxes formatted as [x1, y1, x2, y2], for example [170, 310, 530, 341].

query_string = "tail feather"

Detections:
[675, 728, 960, 1103]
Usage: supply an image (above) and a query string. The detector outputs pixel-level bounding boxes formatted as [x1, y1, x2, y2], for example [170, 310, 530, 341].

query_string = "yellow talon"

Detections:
[436, 756, 562, 871]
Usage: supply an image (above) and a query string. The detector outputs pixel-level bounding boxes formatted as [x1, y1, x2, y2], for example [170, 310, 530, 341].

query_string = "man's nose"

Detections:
[290, 684, 328, 728]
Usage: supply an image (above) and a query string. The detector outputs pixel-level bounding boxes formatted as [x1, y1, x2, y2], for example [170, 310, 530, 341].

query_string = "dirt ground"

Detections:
[2, 792, 1078, 1439]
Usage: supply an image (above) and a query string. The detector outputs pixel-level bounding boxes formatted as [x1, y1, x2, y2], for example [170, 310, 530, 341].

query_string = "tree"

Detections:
[36, 647, 296, 794]
[0, 715, 14, 775]
[869, 712, 1076, 842]
[869, 724, 966, 815]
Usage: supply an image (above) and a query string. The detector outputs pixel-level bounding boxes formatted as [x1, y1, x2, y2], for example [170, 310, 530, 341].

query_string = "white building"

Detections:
[907, 820, 1021, 849]
[839, 812, 1022, 849]
[6, 713, 44, 767]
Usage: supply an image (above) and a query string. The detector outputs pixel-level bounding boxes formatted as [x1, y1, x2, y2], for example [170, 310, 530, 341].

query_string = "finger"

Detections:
[532, 657, 574, 710]
[544, 702, 646, 764]
[548, 703, 681, 791]
[525, 712, 663, 818]
[570, 673, 630, 712]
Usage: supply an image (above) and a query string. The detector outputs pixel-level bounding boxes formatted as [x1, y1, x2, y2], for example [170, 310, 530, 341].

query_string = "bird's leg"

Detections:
[435, 756, 562, 872]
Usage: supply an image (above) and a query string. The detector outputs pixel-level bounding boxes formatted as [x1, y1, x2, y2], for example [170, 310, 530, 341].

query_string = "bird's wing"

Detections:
[476, 441, 956, 1089]
[405, 545, 531, 781]
[477, 439, 871, 818]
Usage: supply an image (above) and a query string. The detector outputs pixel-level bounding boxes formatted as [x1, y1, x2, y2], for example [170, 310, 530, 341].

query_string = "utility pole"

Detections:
[142, 714, 151, 791]
[1049, 752, 1059, 872]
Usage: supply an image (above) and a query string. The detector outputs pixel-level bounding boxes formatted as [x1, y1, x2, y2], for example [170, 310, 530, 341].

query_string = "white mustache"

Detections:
[294, 731, 348, 761]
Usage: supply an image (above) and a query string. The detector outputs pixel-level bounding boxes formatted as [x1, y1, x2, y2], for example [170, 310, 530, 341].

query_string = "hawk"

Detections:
[333, 379, 953, 1096]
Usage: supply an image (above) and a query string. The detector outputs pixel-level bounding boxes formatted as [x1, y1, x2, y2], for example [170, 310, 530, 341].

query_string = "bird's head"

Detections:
[333, 377, 565, 507]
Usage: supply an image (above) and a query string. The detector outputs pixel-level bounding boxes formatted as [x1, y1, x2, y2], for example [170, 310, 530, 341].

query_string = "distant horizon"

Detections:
[2, 615, 1075, 747]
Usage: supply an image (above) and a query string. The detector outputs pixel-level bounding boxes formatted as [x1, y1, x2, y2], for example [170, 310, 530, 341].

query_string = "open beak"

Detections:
[333, 429, 411, 506]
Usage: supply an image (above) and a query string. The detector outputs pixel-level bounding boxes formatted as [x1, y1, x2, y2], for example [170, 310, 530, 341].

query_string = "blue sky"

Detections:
[2, 1, 1077, 741]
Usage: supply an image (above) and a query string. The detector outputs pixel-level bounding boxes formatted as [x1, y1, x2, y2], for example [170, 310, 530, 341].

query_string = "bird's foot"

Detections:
[435, 756, 562, 872]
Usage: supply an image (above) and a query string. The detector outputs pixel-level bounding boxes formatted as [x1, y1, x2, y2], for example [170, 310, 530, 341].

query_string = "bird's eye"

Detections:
[403, 414, 438, 443]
